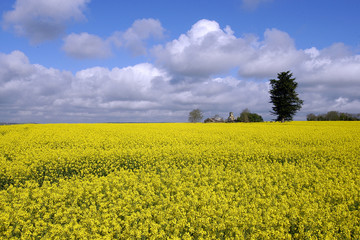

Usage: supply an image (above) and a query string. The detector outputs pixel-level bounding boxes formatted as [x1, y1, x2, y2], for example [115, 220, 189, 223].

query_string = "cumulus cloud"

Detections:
[151, 20, 305, 80]
[238, 28, 305, 78]
[73, 63, 167, 102]
[61, 18, 165, 59]
[62, 33, 111, 59]
[111, 18, 165, 56]
[1, 19, 360, 123]
[0, 51, 73, 120]
[152, 19, 360, 117]
[0, 51, 174, 122]
[0, 50, 271, 123]
[152, 20, 303, 80]
[152, 19, 253, 78]
[2, 0, 90, 43]
[152, 19, 360, 113]
[294, 50, 360, 117]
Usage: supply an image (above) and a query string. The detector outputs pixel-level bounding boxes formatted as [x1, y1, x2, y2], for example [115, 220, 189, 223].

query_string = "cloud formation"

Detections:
[62, 33, 111, 59]
[1, 19, 360, 123]
[0, 51, 73, 122]
[111, 18, 165, 56]
[151, 19, 360, 116]
[2, 0, 90, 43]
[152, 19, 250, 78]
[152, 20, 303, 80]
[0, 50, 270, 123]
[62, 18, 165, 59]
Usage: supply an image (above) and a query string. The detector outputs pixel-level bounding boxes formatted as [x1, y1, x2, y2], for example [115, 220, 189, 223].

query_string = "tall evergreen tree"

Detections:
[269, 71, 303, 122]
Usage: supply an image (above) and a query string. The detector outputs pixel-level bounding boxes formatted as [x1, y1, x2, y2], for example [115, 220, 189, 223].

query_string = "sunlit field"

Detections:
[1, 122, 359, 239]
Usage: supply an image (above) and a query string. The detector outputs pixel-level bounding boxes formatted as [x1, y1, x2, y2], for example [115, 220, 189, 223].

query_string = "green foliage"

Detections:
[307, 111, 360, 121]
[306, 113, 317, 121]
[0, 122, 360, 239]
[248, 113, 263, 122]
[269, 71, 303, 122]
[238, 108, 250, 122]
[237, 109, 263, 122]
[188, 109, 203, 123]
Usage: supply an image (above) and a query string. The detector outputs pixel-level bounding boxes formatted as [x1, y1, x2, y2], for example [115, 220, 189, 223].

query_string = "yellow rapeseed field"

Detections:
[0, 122, 359, 239]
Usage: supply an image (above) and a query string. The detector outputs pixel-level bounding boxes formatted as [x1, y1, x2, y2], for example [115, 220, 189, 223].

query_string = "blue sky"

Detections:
[1, 0, 360, 123]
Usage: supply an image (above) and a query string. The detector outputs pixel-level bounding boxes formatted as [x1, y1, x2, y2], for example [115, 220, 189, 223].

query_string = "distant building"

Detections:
[227, 112, 235, 122]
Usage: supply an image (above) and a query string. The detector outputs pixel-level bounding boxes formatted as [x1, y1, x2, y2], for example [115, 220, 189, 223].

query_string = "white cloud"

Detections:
[238, 28, 305, 78]
[0, 50, 32, 79]
[111, 18, 165, 56]
[1, 19, 360, 123]
[73, 63, 167, 102]
[152, 19, 360, 112]
[2, 0, 90, 43]
[62, 33, 111, 59]
[152, 19, 360, 118]
[152, 20, 303, 79]
[152, 19, 252, 78]
[61, 18, 165, 59]
[0, 51, 165, 122]
[0, 50, 271, 123]
[0, 51, 72, 109]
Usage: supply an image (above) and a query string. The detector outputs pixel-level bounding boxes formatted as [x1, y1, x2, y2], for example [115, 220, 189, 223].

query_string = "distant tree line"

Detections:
[307, 111, 360, 121]
[200, 109, 263, 123]
[236, 108, 263, 122]
[190, 71, 304, 123]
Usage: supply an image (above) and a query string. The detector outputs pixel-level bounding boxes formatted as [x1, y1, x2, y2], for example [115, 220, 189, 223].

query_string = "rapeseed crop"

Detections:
[0, 122, 359, 239]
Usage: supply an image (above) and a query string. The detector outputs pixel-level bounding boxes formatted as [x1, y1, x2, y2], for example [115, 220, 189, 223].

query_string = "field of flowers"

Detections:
[0, 122, 359, 239]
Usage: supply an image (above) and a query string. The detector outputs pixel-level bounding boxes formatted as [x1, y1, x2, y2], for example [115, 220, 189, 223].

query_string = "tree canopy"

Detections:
[307, 111, 360, 121]
[269, 71, 303, 122]
[188, 109, 203, 123]
[237, 109, 263, 122]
